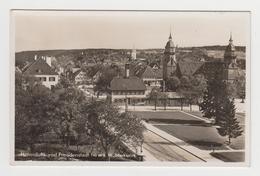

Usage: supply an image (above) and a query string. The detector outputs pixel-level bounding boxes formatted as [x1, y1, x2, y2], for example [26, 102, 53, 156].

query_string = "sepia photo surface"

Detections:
[11, 10, 250, 166]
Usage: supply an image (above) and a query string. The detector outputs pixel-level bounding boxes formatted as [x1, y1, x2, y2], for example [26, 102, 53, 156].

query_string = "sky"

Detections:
[13, 10, 250, 52]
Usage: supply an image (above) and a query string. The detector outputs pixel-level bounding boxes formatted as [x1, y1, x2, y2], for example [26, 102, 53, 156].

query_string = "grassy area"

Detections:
[155, 124, 228, 150]
[133, 111, 245, 150]
[210, 151, 245, 162]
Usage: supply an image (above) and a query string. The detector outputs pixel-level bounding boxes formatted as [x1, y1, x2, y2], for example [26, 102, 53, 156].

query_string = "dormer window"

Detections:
[36, 69, 42, 73]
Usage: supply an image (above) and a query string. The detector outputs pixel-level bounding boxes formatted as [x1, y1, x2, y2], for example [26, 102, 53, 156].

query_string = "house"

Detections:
[71, 70, 90, 85]
[136, 65, 163, 90]
[22, 57, 59, 89]
[108, 63, 146, 104]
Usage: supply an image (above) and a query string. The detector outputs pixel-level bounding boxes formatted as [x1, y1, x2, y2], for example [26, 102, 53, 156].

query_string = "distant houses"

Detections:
[16, 31, 245, 102]
[70, 69, 94, 85]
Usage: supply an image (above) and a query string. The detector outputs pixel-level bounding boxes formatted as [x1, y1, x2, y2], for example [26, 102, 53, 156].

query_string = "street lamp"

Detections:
[154, 89, 158, 111]
[123, 84, 128, 112]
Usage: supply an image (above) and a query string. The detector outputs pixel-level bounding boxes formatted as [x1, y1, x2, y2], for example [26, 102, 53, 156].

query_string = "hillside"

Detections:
[15, 45, 246, 70]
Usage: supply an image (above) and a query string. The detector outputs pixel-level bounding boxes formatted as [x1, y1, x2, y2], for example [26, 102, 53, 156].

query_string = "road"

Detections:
[143, 130, 204, 162]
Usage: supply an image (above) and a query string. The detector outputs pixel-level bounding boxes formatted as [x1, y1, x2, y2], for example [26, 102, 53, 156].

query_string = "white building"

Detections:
[22, 57, 59, 89]
[108, 63, 146, 104]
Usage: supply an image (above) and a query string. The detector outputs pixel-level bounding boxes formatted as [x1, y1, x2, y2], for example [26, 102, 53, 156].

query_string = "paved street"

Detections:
[143, 130, 204, 162]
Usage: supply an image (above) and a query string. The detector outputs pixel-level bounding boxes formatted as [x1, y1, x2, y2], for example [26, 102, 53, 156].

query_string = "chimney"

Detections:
[45, 56, 52, 67]
[125, 63, 130, 78]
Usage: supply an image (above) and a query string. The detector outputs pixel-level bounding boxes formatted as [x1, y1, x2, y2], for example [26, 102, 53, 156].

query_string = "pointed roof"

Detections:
[165, 31, 175, 49]
[109, 77, 146, 91]
[23, 58, 58, 75]
[176, 61, 204, 76]
[229, 32, 233, 43]
[136, 66, 158, 79]
[169, 32, 172, 40]
[225, 33, 236, 52]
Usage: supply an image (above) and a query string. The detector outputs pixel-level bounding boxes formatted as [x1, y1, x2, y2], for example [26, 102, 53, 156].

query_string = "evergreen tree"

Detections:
[199, 72, 227, 124]
[217, 98, 243, 144]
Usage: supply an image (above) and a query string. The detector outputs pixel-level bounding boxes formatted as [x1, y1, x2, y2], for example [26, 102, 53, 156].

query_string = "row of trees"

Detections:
[165, 73, 245, 110]
[165, 74, 207, 111]
[15, 72, 144, 160]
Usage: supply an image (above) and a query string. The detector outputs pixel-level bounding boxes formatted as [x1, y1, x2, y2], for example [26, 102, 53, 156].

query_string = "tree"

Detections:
[199, 72, 228, 124]
[166, 76, 180, 91]
[227, 82, 238, 99]
[15, 72, 55, 152]
[51, 87, 88, 152]
[178, 75, 206, 111]
[217, 98, 243, 144]
[94, 66, 122, 94]
[235, 75, 246, 103]
[54, 74, 73, 89]
[148, 87, 168, 110]
[85, 101, 144, 160]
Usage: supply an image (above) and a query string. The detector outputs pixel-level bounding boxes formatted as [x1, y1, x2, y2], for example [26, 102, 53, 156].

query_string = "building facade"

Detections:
[22, 57, 59, 89]
[108, 63, 146, 105]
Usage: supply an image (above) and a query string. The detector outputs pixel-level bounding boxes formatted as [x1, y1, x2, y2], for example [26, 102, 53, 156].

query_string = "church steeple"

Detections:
[163, 28, 176, 82]
[131, 44, 136, 60]
[229, 32, 233, 43]
[224, 33, 237, 67]
[169, 32, 172, 40]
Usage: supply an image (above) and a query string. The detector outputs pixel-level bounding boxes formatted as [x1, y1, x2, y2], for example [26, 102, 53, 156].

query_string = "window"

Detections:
[36, 69, 42, 73]
[39, 77, 46, 81]
[49, 77, 56, 81]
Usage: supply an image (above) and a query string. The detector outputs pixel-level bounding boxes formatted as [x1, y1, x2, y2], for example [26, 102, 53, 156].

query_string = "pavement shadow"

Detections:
[186, 140, 227, 150]
[148, 119, 211, 127]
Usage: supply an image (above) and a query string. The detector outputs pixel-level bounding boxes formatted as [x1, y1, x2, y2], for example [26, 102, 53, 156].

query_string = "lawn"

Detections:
[133, 111, 245, 150]
[210, 151, 245, 162]
[155, 124, 228, 150]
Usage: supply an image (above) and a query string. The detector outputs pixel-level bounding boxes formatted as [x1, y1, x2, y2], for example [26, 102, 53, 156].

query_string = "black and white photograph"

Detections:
[11, 10, 250, 165]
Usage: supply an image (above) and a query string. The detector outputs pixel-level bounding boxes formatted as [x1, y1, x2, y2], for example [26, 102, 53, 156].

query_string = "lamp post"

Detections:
[123, 84, 128, 112]
[154, 89, 158, 111]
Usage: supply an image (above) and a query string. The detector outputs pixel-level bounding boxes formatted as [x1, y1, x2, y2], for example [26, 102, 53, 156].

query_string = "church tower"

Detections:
[131, 45, 137, 60]
[224, 33, 237, 68]
[163, 32, 176, 81]
[223, 33, 239, 82]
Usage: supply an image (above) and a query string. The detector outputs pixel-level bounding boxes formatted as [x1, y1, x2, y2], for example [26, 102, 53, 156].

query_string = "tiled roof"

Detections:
[136, 66, 154, 78]
[23, 58, 58, 75]
[154, 68, 163, 79]
[109, 76, 146, 91]
[177, 61, 204, 76]
[137, 66, 163, 79]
